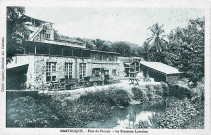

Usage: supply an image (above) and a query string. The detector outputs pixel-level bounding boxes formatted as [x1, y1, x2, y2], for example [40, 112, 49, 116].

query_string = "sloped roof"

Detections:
[140, 61, 181, 75]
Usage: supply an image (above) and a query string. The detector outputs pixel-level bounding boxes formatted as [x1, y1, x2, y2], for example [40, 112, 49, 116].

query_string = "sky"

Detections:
[25, 7, 204, 46]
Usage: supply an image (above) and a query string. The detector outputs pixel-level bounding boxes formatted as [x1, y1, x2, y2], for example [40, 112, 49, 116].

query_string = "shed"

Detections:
[139, 61, 182, 82]
[6, 64, 29, 90]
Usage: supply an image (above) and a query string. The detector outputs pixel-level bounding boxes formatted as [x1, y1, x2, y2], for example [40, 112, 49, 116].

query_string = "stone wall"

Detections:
[7, 55, 123, 89]
[33, 56, 92, 86]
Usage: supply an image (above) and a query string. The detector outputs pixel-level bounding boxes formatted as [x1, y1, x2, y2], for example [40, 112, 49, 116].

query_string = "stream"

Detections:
[84, 98, 170, 128]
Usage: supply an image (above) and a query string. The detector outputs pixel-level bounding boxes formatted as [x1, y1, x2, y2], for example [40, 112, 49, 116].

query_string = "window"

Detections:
[93, 53, 101, 60]
[44, 33, 50, 39]
[65, 63, 73, 79]
[79, 63, 86, 79]
[108, 55, 115, 61]
[112, 69, 117, 76]
[102, 54, 107, 61]
[46, 62, 56, 82]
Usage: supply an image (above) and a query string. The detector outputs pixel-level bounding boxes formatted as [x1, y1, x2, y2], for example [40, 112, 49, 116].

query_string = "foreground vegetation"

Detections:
[7, 88, 131, 127]
[47, 88, 131, 127]
[7, 79, 204, 128]
[134, 79, 204, 129]
[6, 96, 60, 127]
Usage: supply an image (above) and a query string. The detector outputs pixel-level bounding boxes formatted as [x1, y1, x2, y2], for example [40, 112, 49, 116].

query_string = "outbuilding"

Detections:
[139, 61, 182, 82]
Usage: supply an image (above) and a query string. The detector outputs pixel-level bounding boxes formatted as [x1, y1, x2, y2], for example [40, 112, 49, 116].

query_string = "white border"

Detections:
[0, 0, 210, 134]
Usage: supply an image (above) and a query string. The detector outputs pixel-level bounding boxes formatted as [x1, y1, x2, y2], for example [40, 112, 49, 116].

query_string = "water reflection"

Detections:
[85, 99, 166, 128]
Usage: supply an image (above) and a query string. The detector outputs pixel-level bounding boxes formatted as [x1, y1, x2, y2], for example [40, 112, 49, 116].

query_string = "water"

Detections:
[84, 99, 166, 128]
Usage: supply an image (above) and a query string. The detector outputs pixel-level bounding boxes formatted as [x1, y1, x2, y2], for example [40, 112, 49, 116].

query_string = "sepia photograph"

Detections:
[0, 0, 210, 134]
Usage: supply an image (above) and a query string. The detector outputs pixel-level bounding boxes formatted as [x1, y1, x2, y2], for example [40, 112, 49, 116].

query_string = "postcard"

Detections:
[0, 0, 210, 134]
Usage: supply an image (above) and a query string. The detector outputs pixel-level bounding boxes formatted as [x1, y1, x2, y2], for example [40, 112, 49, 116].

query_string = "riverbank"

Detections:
[6, 79, 204, 128]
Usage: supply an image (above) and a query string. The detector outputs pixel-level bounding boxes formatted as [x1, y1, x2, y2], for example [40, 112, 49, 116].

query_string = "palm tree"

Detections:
[146, 23, 168, 62]
[146, 23, 168, 52]
[92, 39, 105, 51]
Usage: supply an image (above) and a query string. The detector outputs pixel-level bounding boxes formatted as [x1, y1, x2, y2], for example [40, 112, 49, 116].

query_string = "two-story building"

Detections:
[6, 15, 124, 90]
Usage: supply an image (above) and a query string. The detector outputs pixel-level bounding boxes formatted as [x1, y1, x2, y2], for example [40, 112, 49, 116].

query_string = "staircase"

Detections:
[28, 24, 43, 41]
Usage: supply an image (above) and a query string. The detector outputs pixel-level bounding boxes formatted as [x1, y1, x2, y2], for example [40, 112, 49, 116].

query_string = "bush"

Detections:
[157, 98, 199, 128]
[7, 96, 60, 127]
[132, 87, 148, 103]
[135, 121, 151, 129]
[135, 113, 161, 129]
[48, 88, 131, 127]
[132, 85, 165, 103]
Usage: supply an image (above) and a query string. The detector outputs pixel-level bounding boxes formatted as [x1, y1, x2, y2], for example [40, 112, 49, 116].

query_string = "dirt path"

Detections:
[39, 80, 162, 102]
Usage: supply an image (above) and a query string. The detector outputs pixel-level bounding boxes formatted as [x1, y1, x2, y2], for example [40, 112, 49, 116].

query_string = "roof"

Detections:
[139, 61, 181, 75]
[23, 15, 53, 24]
[25, 41, 120, 55]
[89, 49, 121, 55]
[118, 57, 143, 63]
[7, 64, 29, 71]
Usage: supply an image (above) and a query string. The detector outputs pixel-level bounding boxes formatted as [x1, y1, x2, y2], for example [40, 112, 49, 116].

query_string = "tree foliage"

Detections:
[146, 23, 168, 53]
[168, 17, 204, 84]
[7, 7, 27, 63]
[144, 18, 204, 84]
[111, 41, 143, 57]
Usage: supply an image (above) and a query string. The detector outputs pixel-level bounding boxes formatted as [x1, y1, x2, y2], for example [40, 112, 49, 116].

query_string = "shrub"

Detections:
[48, 88, 131, 127]
[135, 113, 161, 129]
[135, 121, 151, 129]
[132, 85, 165, 103]
[157, 98, 199, 128]
[132, 87, 148, 103]
[191, 78, 204, 102]
[7, 96, 60, 127]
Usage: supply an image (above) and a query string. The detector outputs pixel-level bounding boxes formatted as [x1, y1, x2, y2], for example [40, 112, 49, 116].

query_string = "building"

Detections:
[139, 61, 182, 82]
[6, 15, 123, 90]
[119, 57, 144, 77]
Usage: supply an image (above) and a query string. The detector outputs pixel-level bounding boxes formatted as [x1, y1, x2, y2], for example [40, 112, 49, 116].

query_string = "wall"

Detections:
[91, 62, 124, 80]
[140, 64, 166, 82]
[33, 56, 92, 87]
[7, 54, 123, 89]
[7, 55, 35, 88]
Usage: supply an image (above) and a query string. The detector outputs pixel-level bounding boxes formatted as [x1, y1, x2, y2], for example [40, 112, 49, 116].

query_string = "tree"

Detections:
[146, 23, 168, 62]
[168, 17, 204, 84]
[7, 7, 28, 63]
[54, 30, 60, 41]
[111, 41, 132, 57]
[83, 38, 96, 49]
[140, 42, 150, 60]
[92, 39, 105, 50]
[146, 23, 168, 52]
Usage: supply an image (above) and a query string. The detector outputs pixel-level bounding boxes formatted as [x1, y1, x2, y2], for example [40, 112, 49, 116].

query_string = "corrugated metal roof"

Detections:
[140, 61, 181, 75]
